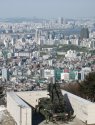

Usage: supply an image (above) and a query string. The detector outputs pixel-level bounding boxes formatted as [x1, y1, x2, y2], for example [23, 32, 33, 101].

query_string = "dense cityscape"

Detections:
[0, 17, 94, 125]
[0, 18, 95, 91]
[0, 0, 95, 125]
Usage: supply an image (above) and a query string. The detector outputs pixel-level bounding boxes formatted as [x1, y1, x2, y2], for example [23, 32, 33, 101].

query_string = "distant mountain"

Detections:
[0, 17, 49, 23]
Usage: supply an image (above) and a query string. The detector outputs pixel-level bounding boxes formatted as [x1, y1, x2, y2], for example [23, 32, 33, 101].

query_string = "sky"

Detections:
[0, 0, 95, 19]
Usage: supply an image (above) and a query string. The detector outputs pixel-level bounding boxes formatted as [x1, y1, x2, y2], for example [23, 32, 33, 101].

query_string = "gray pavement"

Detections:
[39, 118, 86, 125]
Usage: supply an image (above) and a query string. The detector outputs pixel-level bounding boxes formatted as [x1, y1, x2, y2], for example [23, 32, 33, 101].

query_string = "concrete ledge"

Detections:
[7, 90, 95, 125]
[62, 90, 95, 124]
[7, 92, 32, 125]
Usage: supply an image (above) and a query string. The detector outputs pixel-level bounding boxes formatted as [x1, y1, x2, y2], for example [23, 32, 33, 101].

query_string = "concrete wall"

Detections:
[17, 90, 95, 124]
[7, 92, 32, 125]
[7, 90, 95, 125]
[62, 90, 95, 124]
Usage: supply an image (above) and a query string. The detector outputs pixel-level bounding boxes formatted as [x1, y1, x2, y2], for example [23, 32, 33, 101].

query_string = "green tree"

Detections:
[79, 72, 95, 101]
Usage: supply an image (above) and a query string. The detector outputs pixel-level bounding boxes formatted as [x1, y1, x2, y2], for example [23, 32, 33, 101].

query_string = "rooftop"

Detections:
[17, 91, 49, 108]
[7, 92, 30, 108]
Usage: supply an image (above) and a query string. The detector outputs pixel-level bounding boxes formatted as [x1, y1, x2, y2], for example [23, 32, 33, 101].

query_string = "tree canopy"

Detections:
[63, 72, 95, 102]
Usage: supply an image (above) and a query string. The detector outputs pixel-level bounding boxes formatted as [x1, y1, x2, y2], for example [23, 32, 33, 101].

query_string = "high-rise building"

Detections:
[58, 17, 64, 25]
[35, 29, 41, 44]
[80, 27, 89, 39]
[2, 67, 9, 81]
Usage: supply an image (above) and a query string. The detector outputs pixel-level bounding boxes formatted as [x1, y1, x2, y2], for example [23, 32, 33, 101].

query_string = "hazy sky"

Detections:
[0, 0, 95, 19]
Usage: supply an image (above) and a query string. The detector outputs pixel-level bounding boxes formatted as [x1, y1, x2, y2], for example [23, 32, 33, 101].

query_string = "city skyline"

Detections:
[0, 0, 95, 19]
